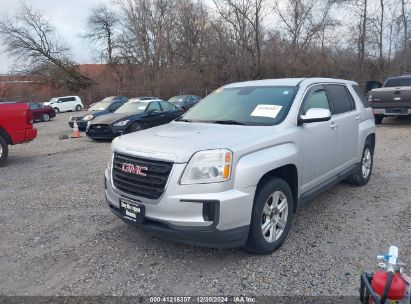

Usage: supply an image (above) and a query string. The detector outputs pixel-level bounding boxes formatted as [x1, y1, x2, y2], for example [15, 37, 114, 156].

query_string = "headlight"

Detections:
[83, 114, 94, 121]
[113, 120, 129, 127]
[181, 149, 232, 184]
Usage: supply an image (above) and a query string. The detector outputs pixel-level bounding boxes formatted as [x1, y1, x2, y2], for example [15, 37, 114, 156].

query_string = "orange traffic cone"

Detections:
[71, 120, 81, 138]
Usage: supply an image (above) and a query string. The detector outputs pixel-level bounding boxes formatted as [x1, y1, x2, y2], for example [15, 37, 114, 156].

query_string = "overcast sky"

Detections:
[0, 0, 111, 74]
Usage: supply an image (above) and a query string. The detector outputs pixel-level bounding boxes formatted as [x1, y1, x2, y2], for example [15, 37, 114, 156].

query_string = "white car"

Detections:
[43, 96, 83, 113]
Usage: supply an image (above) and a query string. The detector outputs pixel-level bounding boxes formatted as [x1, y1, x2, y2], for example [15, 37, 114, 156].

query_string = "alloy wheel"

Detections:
[261, 191, 288, 243]
[362, 148, 372, 179]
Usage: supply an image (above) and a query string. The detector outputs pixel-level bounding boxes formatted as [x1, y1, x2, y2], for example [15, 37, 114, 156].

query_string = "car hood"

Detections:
[90, 113, 132, 124]
[113, 121, 274, 163]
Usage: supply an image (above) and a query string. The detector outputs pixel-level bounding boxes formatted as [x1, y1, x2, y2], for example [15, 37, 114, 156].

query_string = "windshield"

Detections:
[89, 102, 111, 111]
[169, 96, 187, 103]
[115, 101, 150, 114]
[180, 86, 297, 125]
[48, 98, 57, 103]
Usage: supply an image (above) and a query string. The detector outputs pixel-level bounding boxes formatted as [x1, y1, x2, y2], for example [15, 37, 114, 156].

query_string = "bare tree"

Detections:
[273, 0, 336, 76]
[83, 4, 119, 64]
[213, 0, 267, 78]
[0, 3, 91, 91]
[400, 0, 409, 71]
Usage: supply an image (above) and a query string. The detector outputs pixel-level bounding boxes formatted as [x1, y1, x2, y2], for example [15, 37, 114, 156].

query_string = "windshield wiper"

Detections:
[213, 120, 248, 125]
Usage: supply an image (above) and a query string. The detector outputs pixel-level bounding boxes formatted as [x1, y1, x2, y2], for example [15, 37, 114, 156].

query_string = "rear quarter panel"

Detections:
[0, 103, 34, 144]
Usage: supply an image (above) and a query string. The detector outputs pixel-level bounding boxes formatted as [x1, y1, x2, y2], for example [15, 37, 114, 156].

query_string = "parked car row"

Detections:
[66, 95, 200, 140]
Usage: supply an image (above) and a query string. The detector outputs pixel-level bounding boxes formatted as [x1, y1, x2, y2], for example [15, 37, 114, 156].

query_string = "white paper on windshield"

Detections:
[251, 104, 283, 119]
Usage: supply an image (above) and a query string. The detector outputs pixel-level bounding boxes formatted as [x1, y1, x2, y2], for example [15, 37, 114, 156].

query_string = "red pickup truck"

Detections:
[0, 103, 37, 166]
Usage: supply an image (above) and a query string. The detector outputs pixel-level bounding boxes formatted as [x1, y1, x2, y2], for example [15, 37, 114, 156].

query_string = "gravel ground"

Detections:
[0, 112, 410, 297]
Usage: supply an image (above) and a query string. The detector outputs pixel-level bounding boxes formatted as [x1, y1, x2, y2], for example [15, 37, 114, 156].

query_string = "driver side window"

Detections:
[301, 89, 330, 115]
[147, 101, 162, 112]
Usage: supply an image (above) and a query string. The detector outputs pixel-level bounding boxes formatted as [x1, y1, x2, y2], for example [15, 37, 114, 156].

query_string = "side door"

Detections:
[299, 85, 340, 192]
[143, 101, 163, 127]
[325, 84, 359, 169]
[57, 98, 70, 111]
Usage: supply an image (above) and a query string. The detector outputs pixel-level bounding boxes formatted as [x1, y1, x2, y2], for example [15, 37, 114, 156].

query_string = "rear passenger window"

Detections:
[352, 85, 370, 108]
[59, 97, 75, 103]
[326, 85, 355, 115]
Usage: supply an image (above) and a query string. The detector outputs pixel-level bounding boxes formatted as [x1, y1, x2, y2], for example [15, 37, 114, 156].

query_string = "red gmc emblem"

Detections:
[121, 163, 148, 176]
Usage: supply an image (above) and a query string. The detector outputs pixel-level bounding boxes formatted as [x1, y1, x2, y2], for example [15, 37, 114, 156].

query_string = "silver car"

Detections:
[105, 78, 376, 254]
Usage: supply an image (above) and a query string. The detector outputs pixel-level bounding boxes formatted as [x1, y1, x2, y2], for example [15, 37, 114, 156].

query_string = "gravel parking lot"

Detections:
[0, 112, 410, 297]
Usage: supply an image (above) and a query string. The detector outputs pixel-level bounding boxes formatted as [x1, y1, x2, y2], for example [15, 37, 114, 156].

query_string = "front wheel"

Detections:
[54, 107, 60, 114]
[245, 178, 294, 254]
[42, 113, 50, 122]
[347, 143, 373, 186]
[0, 135, 9, 167]
[75, 105, 82, 111]
[128, 122, 142, 133]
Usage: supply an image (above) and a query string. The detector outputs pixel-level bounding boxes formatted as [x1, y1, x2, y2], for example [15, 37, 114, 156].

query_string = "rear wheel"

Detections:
[245, 178, 293, 254]
[129, 122, 142, 133]
[75, 105, 82, 111]
[375, 115, 383, 124]
[54, 107, 60, 114]
[347, 142, 373, 186]
[42, 113, 50, 122]
[0, 135, 9, 167]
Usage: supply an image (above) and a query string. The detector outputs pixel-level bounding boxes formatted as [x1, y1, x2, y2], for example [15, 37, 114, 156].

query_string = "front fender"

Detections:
[234, 143, 299, 188]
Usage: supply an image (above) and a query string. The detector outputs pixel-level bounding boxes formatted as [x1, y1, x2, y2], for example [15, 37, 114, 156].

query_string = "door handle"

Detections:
[330, 122, 337, 129]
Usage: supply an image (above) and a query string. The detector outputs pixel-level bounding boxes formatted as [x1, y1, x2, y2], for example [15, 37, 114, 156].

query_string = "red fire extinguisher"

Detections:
[360, 246, 411, 304]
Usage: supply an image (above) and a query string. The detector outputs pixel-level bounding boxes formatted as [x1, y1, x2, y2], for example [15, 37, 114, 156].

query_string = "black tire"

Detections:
[245, 178, 294, 254]
[75, 105, 82, 111]
[0, 135, 9, 167]
[42, 113, 50, 122]
[347, 141, 373, 186]
[128, 122, 142, 133]
[54, 107, 60, 114]
[375, 115, 383, 124]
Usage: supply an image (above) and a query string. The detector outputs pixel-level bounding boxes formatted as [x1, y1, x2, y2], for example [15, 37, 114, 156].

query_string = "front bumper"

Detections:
[86, 125, 123, 139]
[104, 165, 255, 248]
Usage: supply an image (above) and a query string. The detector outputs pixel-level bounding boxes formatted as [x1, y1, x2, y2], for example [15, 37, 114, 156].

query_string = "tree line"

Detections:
[0, 0, 410, 97]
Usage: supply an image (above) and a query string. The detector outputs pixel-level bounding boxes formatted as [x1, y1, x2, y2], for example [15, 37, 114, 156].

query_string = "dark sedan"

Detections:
[28, 102, 56, 122]
[68, 96, 129, 131]
[168, 95, 201, 111]
[86, 99, 183, 140]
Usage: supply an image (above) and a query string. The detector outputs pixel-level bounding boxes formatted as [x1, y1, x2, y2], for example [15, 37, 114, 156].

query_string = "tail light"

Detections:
[26, 109, 33, 124]
[368, 92, 373, 103]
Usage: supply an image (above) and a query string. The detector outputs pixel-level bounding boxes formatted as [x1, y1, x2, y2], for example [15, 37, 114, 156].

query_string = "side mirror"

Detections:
[298, 108, 331, 125]
[147, 109, 157, 115]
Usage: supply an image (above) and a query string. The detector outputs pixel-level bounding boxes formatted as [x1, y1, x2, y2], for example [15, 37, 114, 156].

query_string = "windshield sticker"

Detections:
[214, 87, 223, 93]
[283, 90, 289, 95]
[251, 104, 283, 119]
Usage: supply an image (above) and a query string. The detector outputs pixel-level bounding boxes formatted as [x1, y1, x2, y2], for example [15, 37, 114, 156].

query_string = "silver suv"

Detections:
[105, 78, 376, 254]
